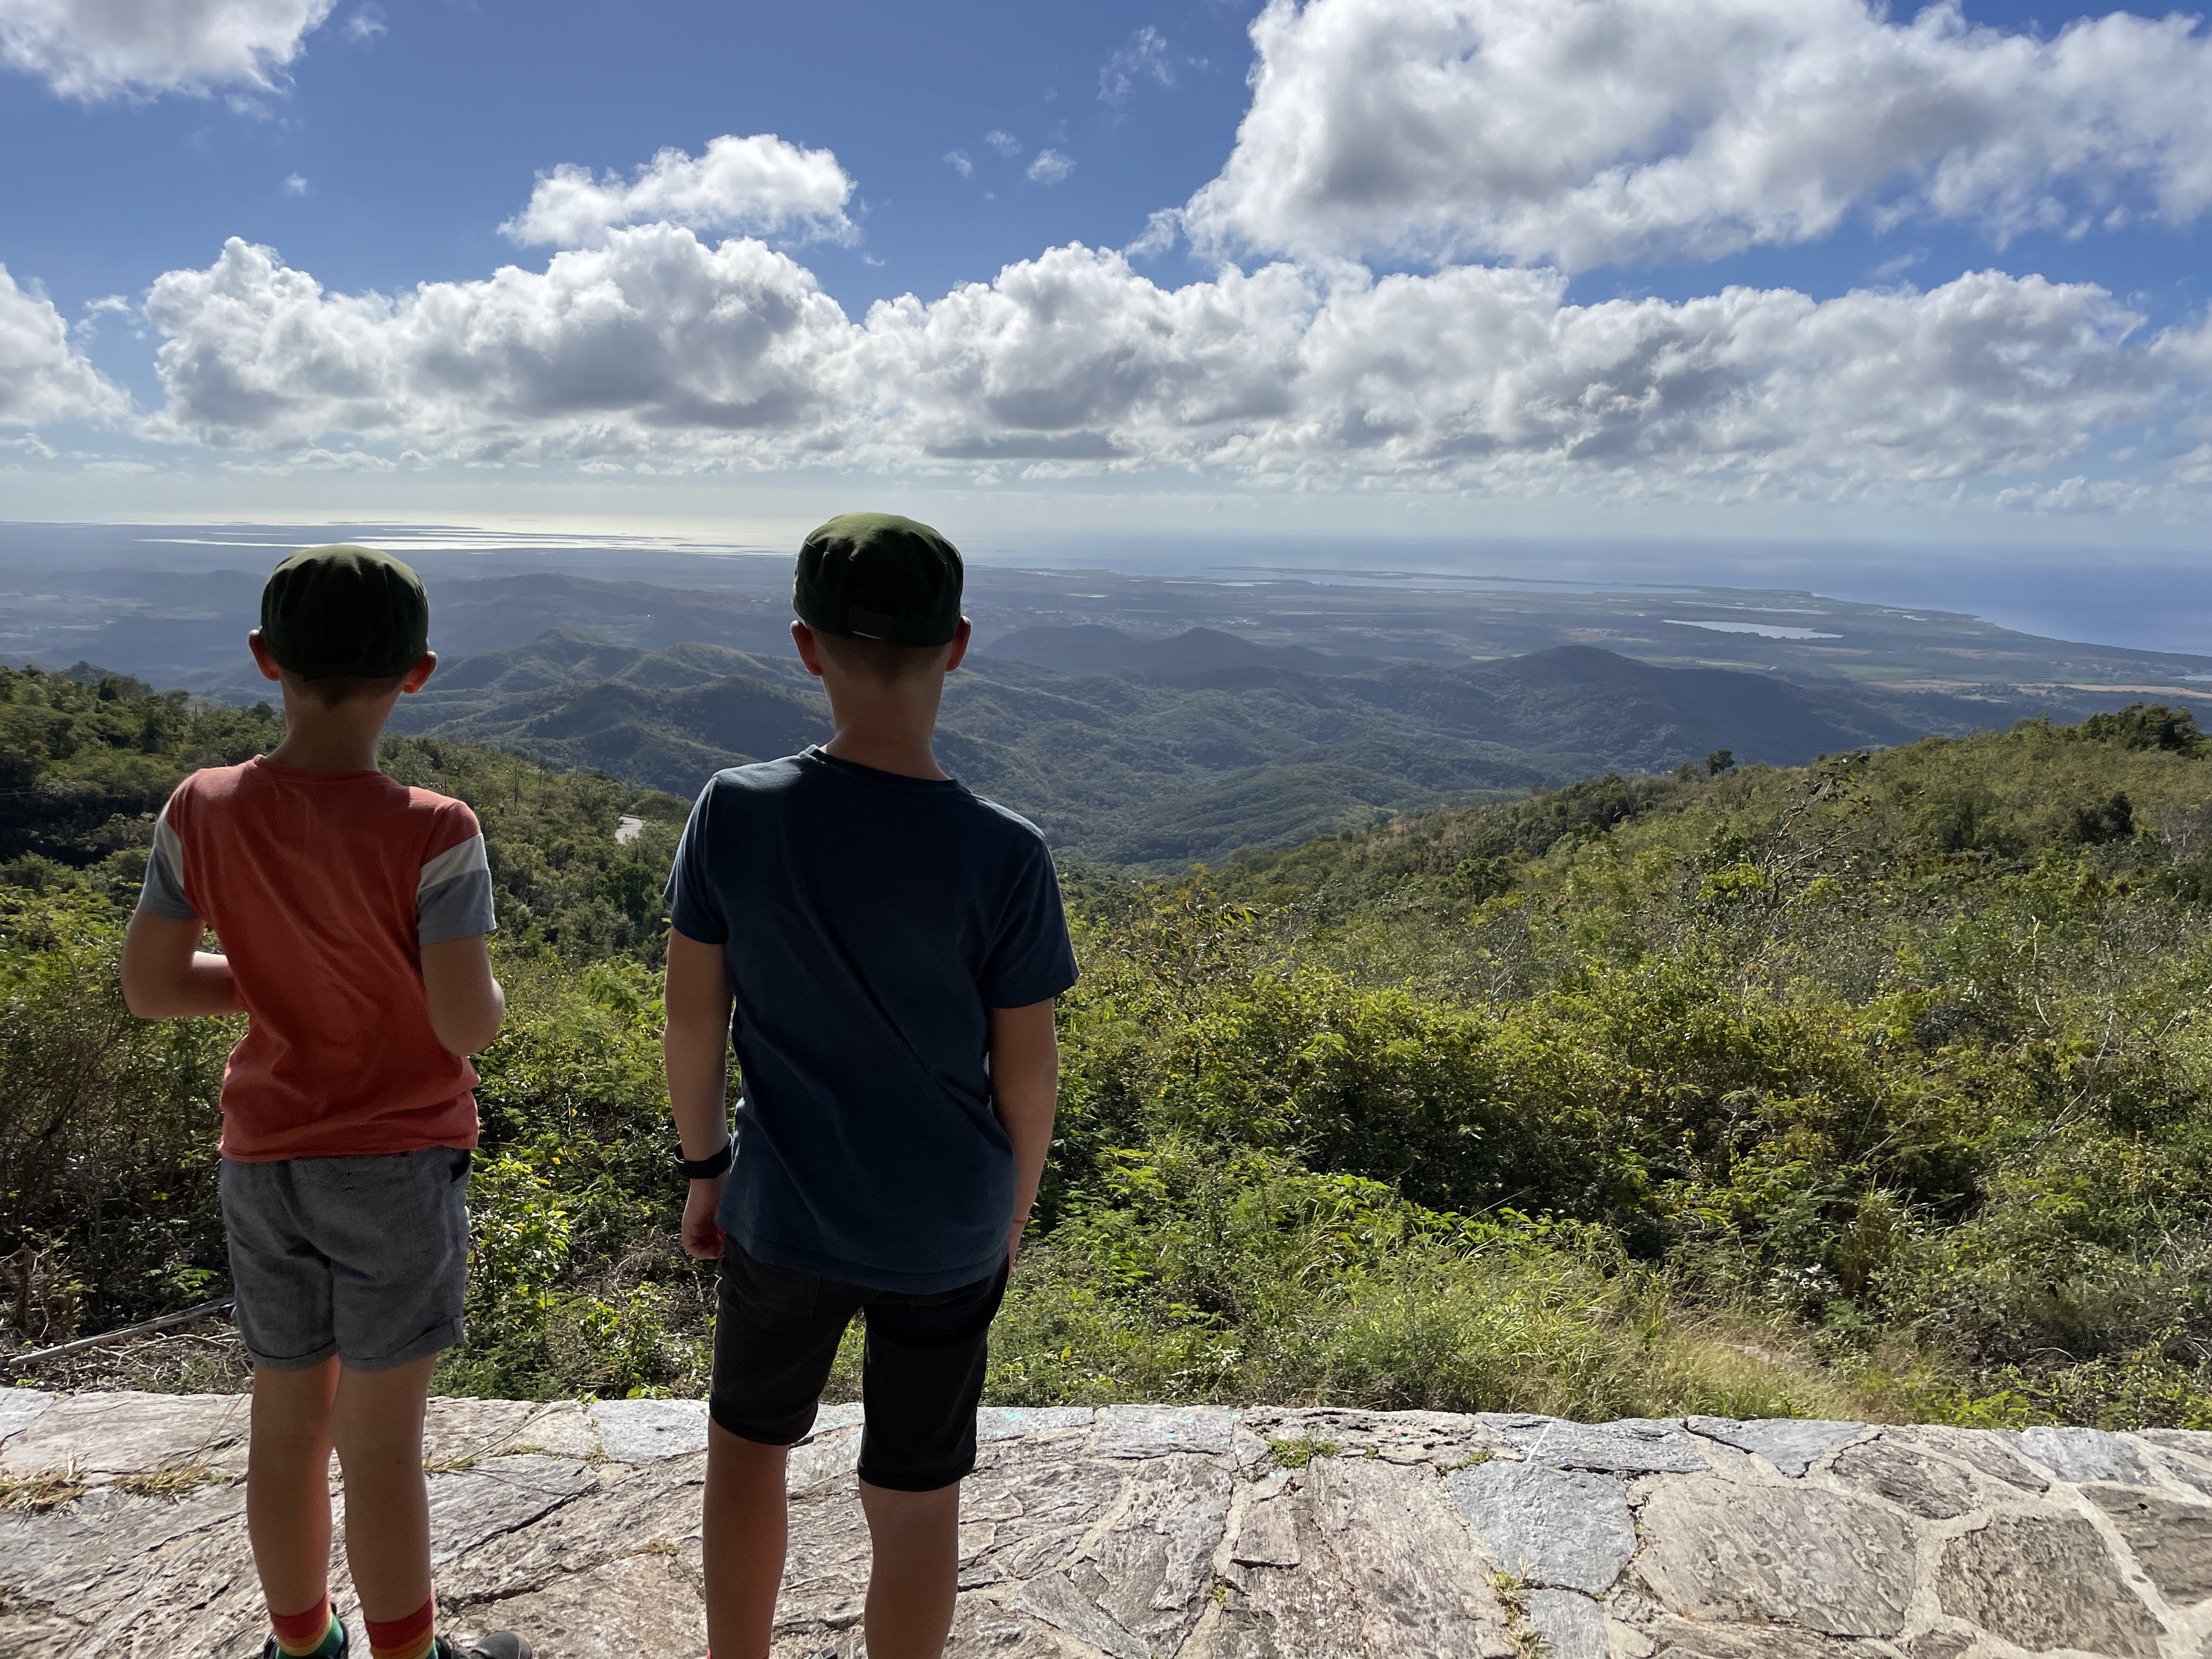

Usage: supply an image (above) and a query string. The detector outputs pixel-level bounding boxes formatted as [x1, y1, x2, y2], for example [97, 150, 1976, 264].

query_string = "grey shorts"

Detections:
[218, 1147, 473, 1373]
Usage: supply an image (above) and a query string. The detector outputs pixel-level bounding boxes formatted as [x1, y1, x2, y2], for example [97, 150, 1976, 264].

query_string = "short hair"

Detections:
[812, 630, 949, 684]
[283, 668, 409, 708]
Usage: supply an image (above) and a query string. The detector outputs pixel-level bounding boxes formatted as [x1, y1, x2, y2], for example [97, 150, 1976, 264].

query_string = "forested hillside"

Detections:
[4, 662, 2210, 1431]
[380, 626, 2068, 866]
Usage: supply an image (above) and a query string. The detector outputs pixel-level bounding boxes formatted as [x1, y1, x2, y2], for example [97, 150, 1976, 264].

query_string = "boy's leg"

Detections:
[247, 1357, 342, 1632]
[706, 1244, 865, 1659]
[853, 1258, 1009, 1659]
[329, 1354, 437, 1635]
[856, 1480, 962, 1659]
[223, 1155, 348, 1654]
[703, 1424, 789, 1658]
[309, 1148, 477, 1657]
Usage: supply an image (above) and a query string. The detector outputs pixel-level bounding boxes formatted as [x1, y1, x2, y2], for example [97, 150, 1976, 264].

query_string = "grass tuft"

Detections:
[1266, 1435, 1341, 1470]
[0, 1463, 86, 1512]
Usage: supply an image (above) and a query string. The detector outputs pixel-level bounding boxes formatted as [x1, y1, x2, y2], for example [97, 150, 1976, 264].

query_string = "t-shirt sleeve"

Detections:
[981, 835, 1079, 1008]
[417, 805, 496, 944]
[136, 787, 200, 922]
[665, 780, 730, 945]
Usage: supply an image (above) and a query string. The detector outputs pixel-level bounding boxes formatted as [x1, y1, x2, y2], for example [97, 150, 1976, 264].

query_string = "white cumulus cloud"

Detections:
[1027, 149, 1075, 186]
[499, 133, 859, 250]
[143, 231, 856, 460]
[130, 230, 2211, 503]
[0, 265, 130, 425]
[856, 251, 2183, 490]
[1183, 0, 2212, 270]
[0, 0, 337, 100]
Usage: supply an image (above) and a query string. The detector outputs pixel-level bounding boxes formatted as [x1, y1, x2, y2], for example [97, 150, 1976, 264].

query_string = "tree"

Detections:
[1706, 748, 1736, 777]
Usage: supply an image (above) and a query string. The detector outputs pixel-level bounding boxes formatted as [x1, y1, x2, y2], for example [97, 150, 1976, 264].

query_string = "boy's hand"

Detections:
[682, 1176, 727, 1259]
[1007, 1207, 1029, 1268]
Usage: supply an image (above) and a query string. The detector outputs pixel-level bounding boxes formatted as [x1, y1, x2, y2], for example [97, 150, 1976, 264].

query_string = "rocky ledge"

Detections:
[3, 1392, 2211, 1658]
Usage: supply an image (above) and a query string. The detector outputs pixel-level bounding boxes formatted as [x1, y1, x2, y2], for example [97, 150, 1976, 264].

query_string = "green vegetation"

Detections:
[5, 659, 2211, 1430]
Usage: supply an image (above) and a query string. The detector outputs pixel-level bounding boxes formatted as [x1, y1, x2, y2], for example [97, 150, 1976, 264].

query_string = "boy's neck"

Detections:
[820, 723, 947, 781]
[820, 689, 950, 781]
[266, 685, 399, 772]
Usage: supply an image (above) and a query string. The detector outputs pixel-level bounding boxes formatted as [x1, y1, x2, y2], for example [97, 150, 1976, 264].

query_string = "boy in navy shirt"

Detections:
[663, 513, 1076, 1659]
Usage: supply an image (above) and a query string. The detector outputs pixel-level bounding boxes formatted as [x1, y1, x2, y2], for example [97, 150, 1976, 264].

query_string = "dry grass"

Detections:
[112, 1460, 222, 1500]
[1490, 1571, 1550, 1658]
[0, 1463, 85, 1512]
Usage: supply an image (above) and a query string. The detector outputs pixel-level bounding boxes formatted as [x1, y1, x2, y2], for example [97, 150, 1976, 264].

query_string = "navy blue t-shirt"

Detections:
[665, 746, 1079, 1292]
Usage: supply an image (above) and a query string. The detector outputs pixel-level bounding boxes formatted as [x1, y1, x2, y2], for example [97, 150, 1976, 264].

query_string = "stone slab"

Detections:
[2018, 1424, 2159, 1487]
[1831, 1434, 1985, 1519]
[586, 1398, 709, 1463]
[422, 1397, 543, 1467]
[459, 1548, 706, 1658]
[5, 1394, 2202, 1659]
[805, 1401, 866, 1439]
[1635, 1475, 1917, 1638]
[1481, 1412, 1709, 1473]
[1882, 1423, 2049, 1491]
[1937, 1513, 2165, 1658]
[1522, 1588, 1609, 1659]
[977, 1407, 1093, 1441]
[785, 1427, 861, 1493]
[1093, 1403, 1237, 1458]
[1448, 1459, 1635, 1593]
[0, 1390, 249, 1478]
[0, 1390, 55, 1442]
[425, 1455, 596, 1567]
[1686, 1415, 1864, 1476]
[2083, 1481, 2212, 1605]
[494, 1401, 603, 1462]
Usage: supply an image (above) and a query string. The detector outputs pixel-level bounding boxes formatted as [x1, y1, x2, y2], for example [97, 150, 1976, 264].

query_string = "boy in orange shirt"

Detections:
[122, 546, 528, 1659]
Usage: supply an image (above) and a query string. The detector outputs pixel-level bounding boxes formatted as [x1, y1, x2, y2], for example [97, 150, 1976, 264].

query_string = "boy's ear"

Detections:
[943, 617, 973, 674]
[791, 619, 827, 680]
[246, 629, 283, 684]
[399, 651, 437, 695]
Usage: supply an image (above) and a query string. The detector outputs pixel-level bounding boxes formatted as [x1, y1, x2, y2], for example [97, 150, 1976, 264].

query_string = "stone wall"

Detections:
[3, 1390, 2210, 1657]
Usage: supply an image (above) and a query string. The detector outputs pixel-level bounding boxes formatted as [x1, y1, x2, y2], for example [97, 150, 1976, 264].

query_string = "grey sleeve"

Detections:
[136, 801, 200, 922]
[418, 832, 497, 944]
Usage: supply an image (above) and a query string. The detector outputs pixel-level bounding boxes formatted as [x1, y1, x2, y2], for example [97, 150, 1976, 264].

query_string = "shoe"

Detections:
[259, 1628, 349, 1659]
[435, 1635, 532, 1659]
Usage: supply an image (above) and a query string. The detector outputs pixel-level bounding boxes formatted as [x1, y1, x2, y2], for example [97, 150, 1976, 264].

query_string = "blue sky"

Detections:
[2, 0, 2210, 548]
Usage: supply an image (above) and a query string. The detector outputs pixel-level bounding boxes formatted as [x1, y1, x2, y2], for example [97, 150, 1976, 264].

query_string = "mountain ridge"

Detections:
[388, 630, 2069, 866]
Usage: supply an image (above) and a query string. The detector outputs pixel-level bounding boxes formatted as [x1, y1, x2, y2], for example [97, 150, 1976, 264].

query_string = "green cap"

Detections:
[259, 544, 430, 680]
[793, 512, 964, 648]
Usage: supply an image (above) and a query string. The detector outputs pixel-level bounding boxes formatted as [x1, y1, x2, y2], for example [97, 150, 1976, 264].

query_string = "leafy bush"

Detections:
[5, 670, 2212, 1427]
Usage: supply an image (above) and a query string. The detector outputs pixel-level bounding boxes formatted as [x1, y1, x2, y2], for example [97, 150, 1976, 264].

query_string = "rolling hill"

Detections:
[388, 629, 2053, 866]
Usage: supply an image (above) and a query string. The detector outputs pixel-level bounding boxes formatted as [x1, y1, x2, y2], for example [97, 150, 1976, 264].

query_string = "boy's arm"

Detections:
[420, 933, 505, 1056]
[664, 928, 736, 1260]
[990, 998, 1060, 1267]
[120, 911, 242, 1019]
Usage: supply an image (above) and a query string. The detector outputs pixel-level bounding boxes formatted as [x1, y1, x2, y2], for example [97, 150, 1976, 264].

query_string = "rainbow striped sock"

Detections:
[364, 1597, 436, 1659]
[270, 1594, 345, 1657]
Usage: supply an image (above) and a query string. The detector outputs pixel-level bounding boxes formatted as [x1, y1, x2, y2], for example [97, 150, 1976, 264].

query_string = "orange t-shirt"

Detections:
[137, 758, 496, 1161]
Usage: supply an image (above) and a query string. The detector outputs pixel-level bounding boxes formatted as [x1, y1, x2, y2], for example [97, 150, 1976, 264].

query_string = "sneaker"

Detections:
[435, 1635, 532, 1659]
[259, 1628, 348, 1659]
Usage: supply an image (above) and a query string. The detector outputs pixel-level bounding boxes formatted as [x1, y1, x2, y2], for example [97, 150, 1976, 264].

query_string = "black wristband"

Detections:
[677, 1141, 732, 1180]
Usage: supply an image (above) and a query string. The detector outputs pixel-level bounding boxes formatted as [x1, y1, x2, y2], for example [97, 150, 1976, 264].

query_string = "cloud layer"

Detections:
[500, 134, 859, 249]
[0, 0, 336, 100]
[138, 232, 2204, 499]
[0, 267, 128, 425]
[8, 0, 2211, 518]
[1183, 0, 2212, 269]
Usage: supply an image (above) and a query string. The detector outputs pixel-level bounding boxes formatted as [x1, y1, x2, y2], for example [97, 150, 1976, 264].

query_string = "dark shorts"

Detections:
[218, 1148, 472, 1373]
[710, 1241, 1009, 1492]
